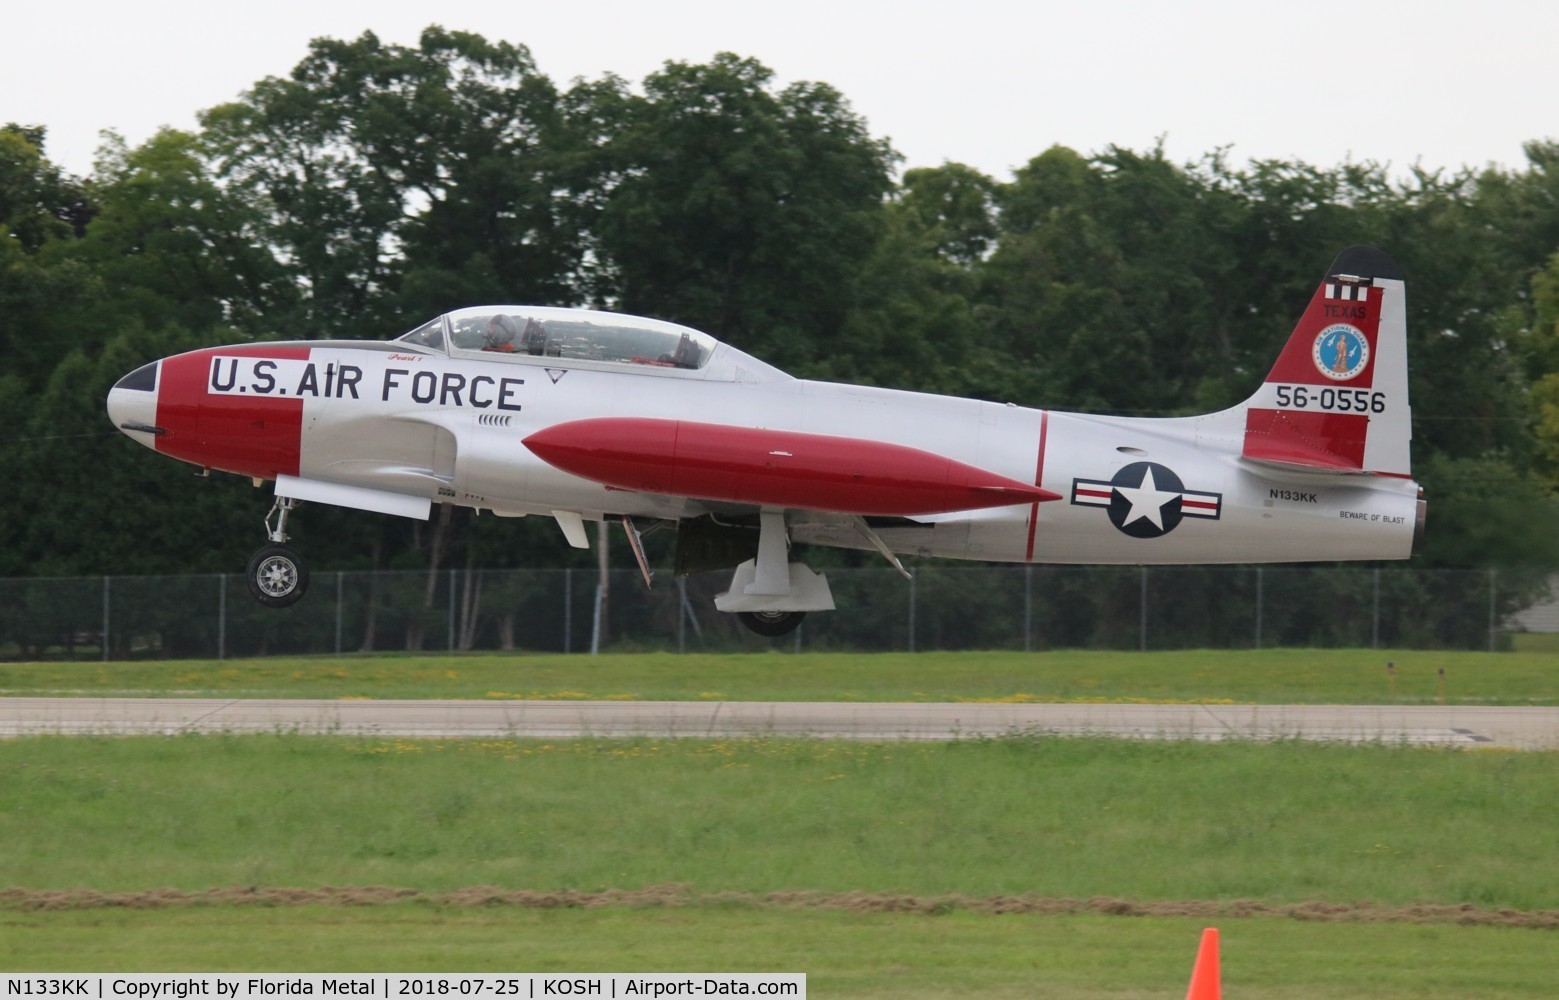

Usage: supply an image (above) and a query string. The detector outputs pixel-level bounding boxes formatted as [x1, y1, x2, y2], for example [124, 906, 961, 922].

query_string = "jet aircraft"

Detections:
[107, 246, 1423, 635]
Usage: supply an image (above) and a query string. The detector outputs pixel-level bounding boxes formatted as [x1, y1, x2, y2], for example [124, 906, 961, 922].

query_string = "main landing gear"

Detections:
[247, 497, 309, 608]
[736, 610, 808, 637]
[715, 512, 834, 637]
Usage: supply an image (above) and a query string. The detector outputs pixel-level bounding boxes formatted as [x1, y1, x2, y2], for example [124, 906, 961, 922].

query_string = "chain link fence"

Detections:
[1, 566, 1552, 661]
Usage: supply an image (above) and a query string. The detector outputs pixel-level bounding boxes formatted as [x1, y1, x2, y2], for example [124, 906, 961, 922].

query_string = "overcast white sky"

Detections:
[7, 0, 1557, 182]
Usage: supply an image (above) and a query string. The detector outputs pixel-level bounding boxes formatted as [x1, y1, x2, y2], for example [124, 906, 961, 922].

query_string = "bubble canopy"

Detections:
[395, 306, 717, 371]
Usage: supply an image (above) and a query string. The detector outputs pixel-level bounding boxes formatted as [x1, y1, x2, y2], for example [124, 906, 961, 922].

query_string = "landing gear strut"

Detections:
[246, 497, 309, 608]
[715, 511, 833, 636]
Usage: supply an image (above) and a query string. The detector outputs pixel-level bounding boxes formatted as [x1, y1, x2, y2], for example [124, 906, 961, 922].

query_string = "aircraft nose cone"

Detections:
[107, 361, 164, 442]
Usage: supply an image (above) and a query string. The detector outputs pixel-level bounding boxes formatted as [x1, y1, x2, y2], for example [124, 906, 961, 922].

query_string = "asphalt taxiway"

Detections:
[1, 698, 1555, 748]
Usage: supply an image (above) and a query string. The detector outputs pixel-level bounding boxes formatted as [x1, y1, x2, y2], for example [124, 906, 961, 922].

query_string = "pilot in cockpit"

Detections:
[483, 314, 519, 352]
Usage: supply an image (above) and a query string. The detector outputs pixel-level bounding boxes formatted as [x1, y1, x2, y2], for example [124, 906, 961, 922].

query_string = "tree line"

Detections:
[4, 25, 1559, 586]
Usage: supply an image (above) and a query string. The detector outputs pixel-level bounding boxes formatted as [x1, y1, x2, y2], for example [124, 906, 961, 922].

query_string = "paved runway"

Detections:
[1, 697, 1555, 748]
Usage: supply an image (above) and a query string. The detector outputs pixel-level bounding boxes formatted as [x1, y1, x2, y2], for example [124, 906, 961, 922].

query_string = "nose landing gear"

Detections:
[246, 497, 309, 608]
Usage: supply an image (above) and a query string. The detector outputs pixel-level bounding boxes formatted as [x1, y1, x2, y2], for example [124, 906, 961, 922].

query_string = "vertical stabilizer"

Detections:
[1241, 246, 1412, 475]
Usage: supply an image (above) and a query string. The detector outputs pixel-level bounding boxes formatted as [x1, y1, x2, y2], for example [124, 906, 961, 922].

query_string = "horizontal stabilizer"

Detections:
[1242, 410, 1367, 472]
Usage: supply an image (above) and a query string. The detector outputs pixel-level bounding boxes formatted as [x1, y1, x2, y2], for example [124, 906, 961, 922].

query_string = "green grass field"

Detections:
[6, 734, 1555, 903]
[2, 649, 1556, 994]
[4, 908, 1555, 998]
[2, 732, 1557, 994]
[1, 648, 1554, 704]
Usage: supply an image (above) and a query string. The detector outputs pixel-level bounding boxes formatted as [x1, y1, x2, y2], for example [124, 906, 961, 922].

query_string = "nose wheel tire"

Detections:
[736, 610, 806, 637]
[246, 544, 310, 608]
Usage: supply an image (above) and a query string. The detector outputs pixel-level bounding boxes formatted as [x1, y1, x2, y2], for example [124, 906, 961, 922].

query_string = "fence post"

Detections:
[564, 567, 573, 653]
[1372, 567, 1381, 650]
[590, 579, 604, 656]
[101, 576, 110, 663]
[1139, 567, 1148, 652]
[677, 576, 687, 654]
[335, 572, 344, 656]
[1254, 567, 1263, 649]
[591, 521, 609, 654]
[1489, 568, 1498, 653]
[217, 574, 227, 661]
[1023, 564, 1033, 653]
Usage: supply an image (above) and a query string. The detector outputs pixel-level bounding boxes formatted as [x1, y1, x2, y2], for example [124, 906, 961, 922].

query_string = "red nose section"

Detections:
[524, 417, 1061, 516]
[155, 346, 309, 479]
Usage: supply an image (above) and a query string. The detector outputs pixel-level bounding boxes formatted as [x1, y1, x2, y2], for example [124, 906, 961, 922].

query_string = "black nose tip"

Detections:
[114, 361, 159, 392]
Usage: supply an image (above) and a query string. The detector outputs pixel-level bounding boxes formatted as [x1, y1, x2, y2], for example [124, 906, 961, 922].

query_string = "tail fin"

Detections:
[1241, 246, 1412, 475]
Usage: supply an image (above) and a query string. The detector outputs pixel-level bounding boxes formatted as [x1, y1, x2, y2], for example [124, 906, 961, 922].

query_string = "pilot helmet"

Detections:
[486, 314, 518, 347]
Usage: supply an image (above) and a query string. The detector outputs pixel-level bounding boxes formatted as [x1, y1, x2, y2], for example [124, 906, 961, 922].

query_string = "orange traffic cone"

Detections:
[1185, 927, 1220, 1000]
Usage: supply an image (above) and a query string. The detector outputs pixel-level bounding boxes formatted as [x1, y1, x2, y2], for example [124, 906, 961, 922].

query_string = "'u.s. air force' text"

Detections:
[208, 357, 523, 412]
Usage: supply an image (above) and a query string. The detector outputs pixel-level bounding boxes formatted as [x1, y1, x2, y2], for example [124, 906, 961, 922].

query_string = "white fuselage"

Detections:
[163, 340, 1418, 565]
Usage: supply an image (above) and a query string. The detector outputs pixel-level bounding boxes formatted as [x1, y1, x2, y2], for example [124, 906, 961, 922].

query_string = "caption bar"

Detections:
[2, 976, 804, 1000]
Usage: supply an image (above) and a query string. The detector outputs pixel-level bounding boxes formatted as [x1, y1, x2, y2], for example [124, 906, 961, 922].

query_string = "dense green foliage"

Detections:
[5, 26, 1559, 587]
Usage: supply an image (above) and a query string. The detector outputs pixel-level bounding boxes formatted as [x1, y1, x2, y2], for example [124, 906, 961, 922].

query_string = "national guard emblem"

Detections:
[1312, 324, 1370, 381]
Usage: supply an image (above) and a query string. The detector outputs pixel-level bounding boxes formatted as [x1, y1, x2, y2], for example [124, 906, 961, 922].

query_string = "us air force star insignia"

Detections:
[1069, 462, 1223, 539]
[1111, 465, 1178, 532]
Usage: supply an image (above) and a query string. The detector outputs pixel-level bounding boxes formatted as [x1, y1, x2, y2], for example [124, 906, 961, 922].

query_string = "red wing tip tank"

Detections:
[523, 417, 1062, 516]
